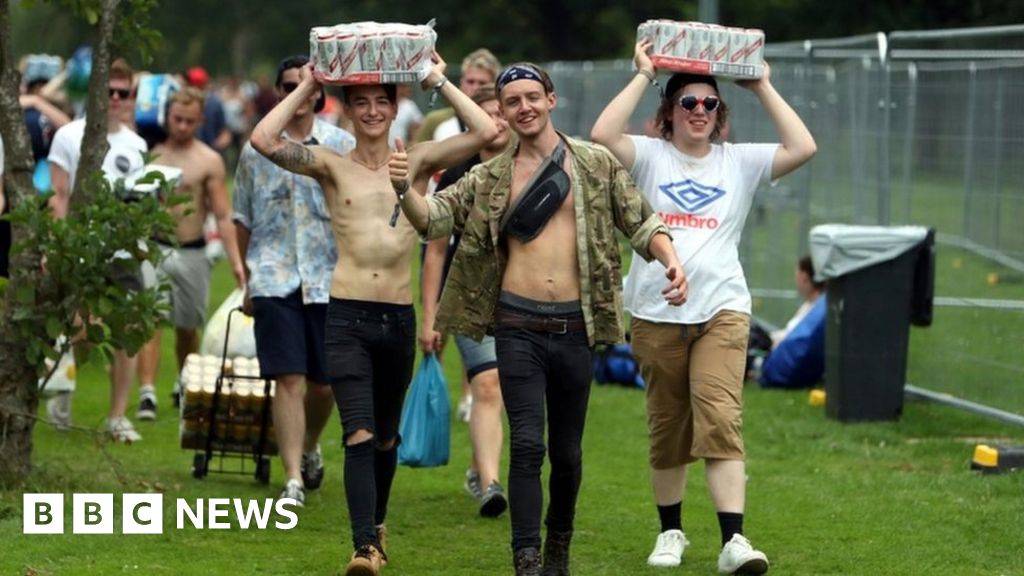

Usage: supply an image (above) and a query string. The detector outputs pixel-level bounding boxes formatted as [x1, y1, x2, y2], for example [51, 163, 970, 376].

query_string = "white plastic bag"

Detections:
[200, 288, 257, 359]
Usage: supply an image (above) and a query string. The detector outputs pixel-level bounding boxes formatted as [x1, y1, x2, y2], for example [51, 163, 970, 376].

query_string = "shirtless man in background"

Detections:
[136, 87, 245, 421]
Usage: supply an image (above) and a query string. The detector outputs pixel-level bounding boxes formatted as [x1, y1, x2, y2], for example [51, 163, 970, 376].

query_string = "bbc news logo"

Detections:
[23, 494, 299, 534]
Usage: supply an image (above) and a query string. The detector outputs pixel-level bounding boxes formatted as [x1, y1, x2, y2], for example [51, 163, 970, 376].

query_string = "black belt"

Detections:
[155, 237, 207, 249]
[495, 309, 585, 335]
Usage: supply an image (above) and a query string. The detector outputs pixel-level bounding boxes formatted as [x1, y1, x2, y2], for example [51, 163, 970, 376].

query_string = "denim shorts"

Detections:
[454, 334, 497, 379]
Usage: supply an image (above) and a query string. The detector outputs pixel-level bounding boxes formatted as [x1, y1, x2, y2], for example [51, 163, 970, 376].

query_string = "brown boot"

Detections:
[345, 544, 384, 576]
[541, 529, 572, 576]
[513, 546, 542, 576]
[375, 524, 389, 565]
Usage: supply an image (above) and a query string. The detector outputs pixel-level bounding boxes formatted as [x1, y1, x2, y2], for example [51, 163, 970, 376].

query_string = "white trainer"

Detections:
[456, 393, 473, 423]
[717, 533, 769, 575]
[106, 416, 142, 443]
[278, 478, 305, 508]
[647, 529, 688, 567]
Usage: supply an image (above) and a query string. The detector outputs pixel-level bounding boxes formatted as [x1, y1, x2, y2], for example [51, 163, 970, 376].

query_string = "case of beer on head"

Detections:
[310, 21, 436, 85]
[637, 20, 765, 79]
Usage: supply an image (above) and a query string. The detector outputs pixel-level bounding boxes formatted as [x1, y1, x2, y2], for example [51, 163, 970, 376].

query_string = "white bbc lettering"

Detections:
[233, 498, 274, 530]
[72, 494, 114, 534]
[23, 494, 64, 534]
[122, 494, 164, 535]
[176, 498, 203, 529]
[207, 498, 232, 529]
[274, 499, 299, 530]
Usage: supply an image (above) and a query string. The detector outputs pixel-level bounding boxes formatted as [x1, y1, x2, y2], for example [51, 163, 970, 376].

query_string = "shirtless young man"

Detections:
[136, 87, 245, 421]
[389, 62, 687, 576]
[250, 54, 497, 576]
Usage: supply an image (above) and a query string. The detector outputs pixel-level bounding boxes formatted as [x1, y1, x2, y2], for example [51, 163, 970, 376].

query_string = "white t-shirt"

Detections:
[389, 98, 424, 146]
[624, 136, 778, 324]
[432, 115, 462, 142]
[0, 134, 5, 176]
[48, 118, 148, 193]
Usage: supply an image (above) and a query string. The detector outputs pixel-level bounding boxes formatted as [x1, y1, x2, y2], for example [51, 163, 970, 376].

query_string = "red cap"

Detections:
[185, 66, 210, 89]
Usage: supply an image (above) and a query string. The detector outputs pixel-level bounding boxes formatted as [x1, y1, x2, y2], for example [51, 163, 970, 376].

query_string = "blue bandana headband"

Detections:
[496, 65, 544, 92]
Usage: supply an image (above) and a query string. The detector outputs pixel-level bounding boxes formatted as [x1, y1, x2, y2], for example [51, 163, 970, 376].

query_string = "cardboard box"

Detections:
[638, 20, 764, 79]
[310, 21, 436, 85]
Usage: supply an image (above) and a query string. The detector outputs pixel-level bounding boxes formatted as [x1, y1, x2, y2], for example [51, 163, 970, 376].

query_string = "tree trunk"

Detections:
[70, 0, 119, 205]
[0, 0, 45, 488]
[0, 0, 119, 485]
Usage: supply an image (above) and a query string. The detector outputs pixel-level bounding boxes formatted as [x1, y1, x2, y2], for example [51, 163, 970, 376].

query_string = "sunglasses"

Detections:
[677, 95, 720, 112]
[108, 87, 133, 99]
[280, 82, 299, 94]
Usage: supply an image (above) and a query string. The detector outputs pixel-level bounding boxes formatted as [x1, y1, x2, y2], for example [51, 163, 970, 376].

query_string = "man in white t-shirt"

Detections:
[387, 84, 423, 148]
[48, 58, 149, 443]
[592, 40, 817, 575]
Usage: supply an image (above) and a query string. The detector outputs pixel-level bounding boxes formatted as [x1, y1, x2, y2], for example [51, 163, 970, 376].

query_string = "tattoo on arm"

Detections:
[268, 142, 315, 173]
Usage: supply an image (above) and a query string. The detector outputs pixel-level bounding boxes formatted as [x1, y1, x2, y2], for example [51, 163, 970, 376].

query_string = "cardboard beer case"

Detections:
[638, 20, 765, 79]
[310, 21, 436, 85]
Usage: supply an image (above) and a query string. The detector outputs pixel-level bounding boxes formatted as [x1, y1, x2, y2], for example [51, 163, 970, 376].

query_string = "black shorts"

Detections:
[251, 290, 328, 384]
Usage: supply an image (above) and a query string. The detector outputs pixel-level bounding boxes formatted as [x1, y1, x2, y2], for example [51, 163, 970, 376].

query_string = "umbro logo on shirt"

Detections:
[658, 179, 726, 212]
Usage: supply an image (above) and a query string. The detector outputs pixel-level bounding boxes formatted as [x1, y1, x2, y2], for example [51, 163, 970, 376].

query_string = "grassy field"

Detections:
[2, 257, 1024, 575]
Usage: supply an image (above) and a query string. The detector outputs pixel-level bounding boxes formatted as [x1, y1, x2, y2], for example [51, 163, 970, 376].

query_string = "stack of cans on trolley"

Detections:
[179, 354, 277, 454]
[309, 20, 437, 84]
[638, 20, 765, 79]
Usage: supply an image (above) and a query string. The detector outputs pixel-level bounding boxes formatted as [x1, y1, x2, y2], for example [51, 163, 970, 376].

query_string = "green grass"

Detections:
[2, 258, 1024, 575]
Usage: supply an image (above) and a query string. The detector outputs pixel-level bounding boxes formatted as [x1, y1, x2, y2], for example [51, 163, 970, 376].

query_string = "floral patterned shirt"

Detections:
[232, 119, 355, 303]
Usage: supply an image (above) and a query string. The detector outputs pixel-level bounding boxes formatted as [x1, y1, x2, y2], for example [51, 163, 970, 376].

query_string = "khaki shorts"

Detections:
[156, 246, 211, 330]
[631, 310, 750, 468]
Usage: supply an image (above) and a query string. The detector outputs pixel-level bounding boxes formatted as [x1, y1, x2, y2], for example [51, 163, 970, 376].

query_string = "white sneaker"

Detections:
[718, 534, 769, 575]
[456, 393, 472, 423]
[46, 392, 73, 430]
[278, 478, 305, 507]
[106, 416, 142, 443]
[647, 529, 688, 567]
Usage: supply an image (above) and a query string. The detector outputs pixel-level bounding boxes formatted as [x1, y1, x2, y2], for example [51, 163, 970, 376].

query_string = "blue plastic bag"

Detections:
[397, 353, 450, 467]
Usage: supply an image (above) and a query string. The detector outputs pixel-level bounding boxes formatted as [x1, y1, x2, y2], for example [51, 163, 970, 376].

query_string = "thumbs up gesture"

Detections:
[390, 137, 410, 197]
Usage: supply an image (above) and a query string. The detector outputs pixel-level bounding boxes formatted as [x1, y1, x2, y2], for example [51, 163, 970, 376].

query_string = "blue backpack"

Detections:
[592, 343, 644, 389]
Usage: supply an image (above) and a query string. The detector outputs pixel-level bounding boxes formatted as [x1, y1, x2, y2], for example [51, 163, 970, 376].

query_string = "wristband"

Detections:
[393, 180, 410, 200]
[428, 76, 448, 109]
[637, 69, 656, 84]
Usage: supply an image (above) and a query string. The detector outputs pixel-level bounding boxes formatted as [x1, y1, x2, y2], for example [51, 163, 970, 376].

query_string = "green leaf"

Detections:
[45, 317, 62, 340]
[16, 285, 34, 305]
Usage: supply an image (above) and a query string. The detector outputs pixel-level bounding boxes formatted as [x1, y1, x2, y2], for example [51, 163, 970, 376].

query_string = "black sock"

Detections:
[657, 502, 682, 533]
[344, 440, 377, 548]
[717, 512, 744, 546]
[373, 443, 398, 526]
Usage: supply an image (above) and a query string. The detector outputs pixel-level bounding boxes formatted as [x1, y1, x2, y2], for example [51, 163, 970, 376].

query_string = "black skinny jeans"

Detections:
[325, 297, 416, 550]
[494, 304, 594, 552]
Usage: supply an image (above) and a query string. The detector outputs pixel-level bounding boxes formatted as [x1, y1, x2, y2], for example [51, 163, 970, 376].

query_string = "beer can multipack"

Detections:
[638, 20, 765, 79]
[178, 354, 277, 454]
[310, 21, 436, 85]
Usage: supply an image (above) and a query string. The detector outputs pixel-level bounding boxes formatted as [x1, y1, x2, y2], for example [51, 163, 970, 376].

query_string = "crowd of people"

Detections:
[0, 34, 817, 576]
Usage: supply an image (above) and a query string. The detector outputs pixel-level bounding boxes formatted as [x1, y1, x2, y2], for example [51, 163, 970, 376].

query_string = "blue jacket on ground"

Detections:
[760, 295, 827, 389]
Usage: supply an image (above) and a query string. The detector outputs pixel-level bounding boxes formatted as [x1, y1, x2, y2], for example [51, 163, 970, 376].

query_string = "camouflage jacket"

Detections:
[424, 133, 669, 346]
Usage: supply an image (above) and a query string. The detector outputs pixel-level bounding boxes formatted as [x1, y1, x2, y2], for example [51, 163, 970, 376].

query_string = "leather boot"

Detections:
[541, 529, 572, 576]
[513, 546, 542, 576]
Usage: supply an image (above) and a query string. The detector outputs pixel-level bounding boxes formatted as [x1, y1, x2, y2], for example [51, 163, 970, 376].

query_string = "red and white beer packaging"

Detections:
[637, 20, 765, 79]
[310, 21, 437, 85]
